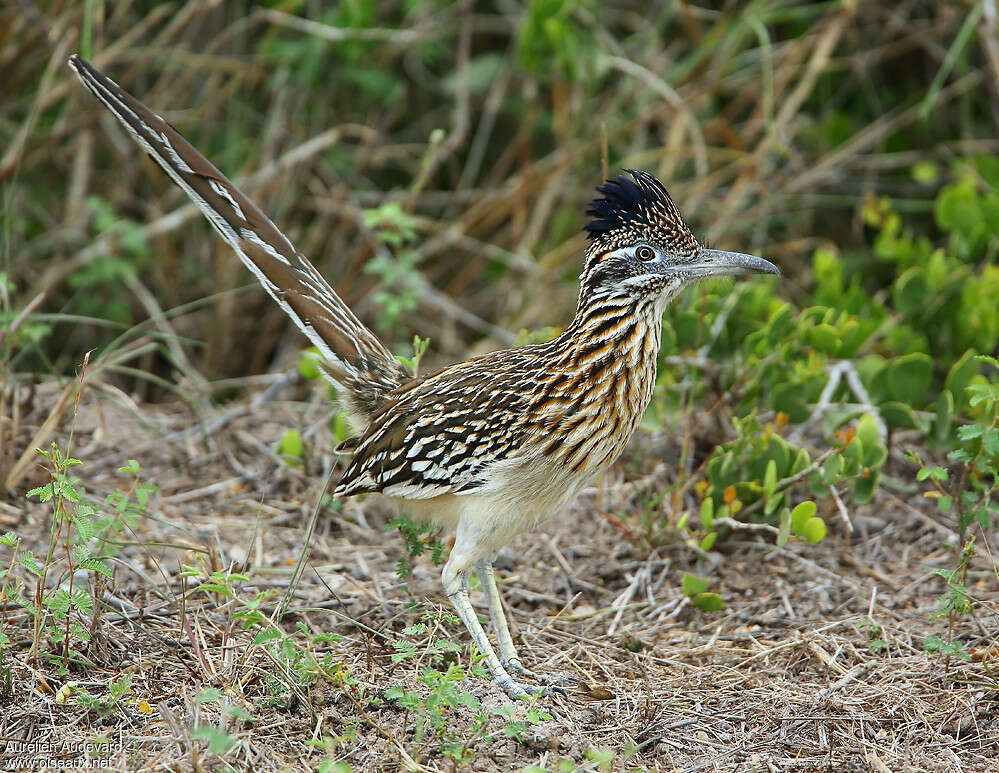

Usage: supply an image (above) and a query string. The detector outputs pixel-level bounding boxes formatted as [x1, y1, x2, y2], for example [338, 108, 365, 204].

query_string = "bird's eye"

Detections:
[636, 245, 656, 261]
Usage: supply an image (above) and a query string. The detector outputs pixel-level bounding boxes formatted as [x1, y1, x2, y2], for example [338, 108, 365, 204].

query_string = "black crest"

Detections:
[584, 169, 685, 241]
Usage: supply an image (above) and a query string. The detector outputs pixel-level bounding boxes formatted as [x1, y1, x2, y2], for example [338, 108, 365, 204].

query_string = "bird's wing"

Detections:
[334, 355, 535, 499]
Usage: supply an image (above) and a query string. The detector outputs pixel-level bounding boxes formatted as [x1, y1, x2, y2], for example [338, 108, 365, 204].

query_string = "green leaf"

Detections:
[853, 472, 879, 505]
[967, 383, 996, 407]
[771, 382, 810, 424]
[119, 459, 141, 476]
[984, 428, 999, 459]
[225, 705, 253, 722]
[821, 454, 844, 484]
[384, 685, 411, 702]
[912, 160, 939, 185]
[892, 268, 927, 315]
[27, 483, 53, 502]
[195, 687, 222, 704]
[45, 589, 72, 616]
[700, 532, 717, 552]
[932, 389, 954, 443]
[70, 590, 94, 614]
[58, 478, 81, 502]
[0, 531, 19, 547]
[790, 501, 817, 534]
[957, 424, 984, 441]
[298, 348, 322, 380]
[799, 517, 827, 544]
[197, 583, 233, 597]
[691, 592, 725, 612]
[108, 673, 132, 701]
[807, 323, 840, 355]
[946, 350, 980, 409]
[681, 572, 708, 598]
[192, 726, 237, 756]
[20, 551, 43, 578]
[935, 177, 981, 237]
[880, 401, 924, 431]
[78, 558, 113, 578]
[842, 436, 863, 473]
[699, 498, 714, 530]
[884, 353, 933, 404]
[276, 429, 304, 463]
[252, 629, 283, 646]
[862, 442, 888, 470]
[763, 459, 777, 496]
[856, 414, 880, 450]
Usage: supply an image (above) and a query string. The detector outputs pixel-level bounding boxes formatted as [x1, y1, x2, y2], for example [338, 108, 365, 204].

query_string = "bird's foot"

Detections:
[503, 658, 578, 690]
[493, 673, 545, 700]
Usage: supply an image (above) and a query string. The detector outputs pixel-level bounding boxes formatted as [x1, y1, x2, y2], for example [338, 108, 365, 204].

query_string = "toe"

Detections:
[538, 673, 579, 688]
[493, 675, 543, 699]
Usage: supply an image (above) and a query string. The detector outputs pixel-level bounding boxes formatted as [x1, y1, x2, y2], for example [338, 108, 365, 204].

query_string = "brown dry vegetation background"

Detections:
[2, 1, 999, 771]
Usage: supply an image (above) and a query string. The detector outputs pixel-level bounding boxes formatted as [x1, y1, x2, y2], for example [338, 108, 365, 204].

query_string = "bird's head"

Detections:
[578, 170, 779, 310]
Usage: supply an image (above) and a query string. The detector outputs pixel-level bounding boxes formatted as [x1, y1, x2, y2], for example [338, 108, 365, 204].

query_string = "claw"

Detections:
[494, 675, 544, 699]
[537, 673, 579, 689]
[502, 657, 528, 675]
[502, 658, 578, 690]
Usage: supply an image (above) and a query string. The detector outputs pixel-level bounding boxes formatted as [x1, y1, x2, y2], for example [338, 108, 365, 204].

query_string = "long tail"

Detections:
[68, 55, 407, 421]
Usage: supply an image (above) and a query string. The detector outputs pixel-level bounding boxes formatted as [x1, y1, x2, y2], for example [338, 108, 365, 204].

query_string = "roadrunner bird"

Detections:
[69, 56, 779, 698]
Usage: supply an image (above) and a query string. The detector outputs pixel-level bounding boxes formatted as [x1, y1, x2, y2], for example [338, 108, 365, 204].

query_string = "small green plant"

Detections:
[583, 746, 616, 773]
[680, 572, 724, 612]
[190, 686, 253, 759]
[67, 196, 149, 325]
[924, 537, 976, 665]
[685, 412, 888, 560]
[388, 513, 447, 589]
[911, 357, 999, 537]
[276, 428, 305, 467]
[396, 334, 430, 376]
[21, 446, 158, 669]
[258, 622, 350, 708]
[385, 614, 552, 762]
[72, 673, 134, 717]
[362, 202, 424, 334]
[856, 620, 890, 654]
[178, 559, 349, 708]
[517, 0, 595, 83]
[948, 361, 999, 534]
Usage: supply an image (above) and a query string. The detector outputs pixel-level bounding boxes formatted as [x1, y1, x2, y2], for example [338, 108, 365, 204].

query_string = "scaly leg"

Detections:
[443, 569, 541, 699]
[476, 560, 576, 688]
[476, 560, 524, 672]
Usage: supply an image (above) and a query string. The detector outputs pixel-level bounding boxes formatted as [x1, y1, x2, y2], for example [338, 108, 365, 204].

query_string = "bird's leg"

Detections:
[476, 560, 578, 688]
[475, 560, 525, 673]
[442, 567, 541, 699]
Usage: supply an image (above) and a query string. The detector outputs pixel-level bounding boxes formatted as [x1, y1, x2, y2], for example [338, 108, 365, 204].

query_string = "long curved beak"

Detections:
[686, 249, 781, 279]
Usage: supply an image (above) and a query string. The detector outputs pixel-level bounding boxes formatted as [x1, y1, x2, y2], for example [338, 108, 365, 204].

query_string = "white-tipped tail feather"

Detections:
[68, 55, 406, 420]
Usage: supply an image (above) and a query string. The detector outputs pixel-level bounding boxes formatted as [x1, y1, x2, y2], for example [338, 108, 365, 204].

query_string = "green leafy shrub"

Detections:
[643, 160, 999, 610]
[13, 450, 156, 670]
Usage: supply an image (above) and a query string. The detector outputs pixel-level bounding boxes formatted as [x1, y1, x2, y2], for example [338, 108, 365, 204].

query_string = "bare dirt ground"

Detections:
[2, 379, 998, 772]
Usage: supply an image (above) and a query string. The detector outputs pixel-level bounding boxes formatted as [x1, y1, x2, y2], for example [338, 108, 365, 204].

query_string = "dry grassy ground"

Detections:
[2, 381, 996, 772]
[4, 3, 999, 771]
